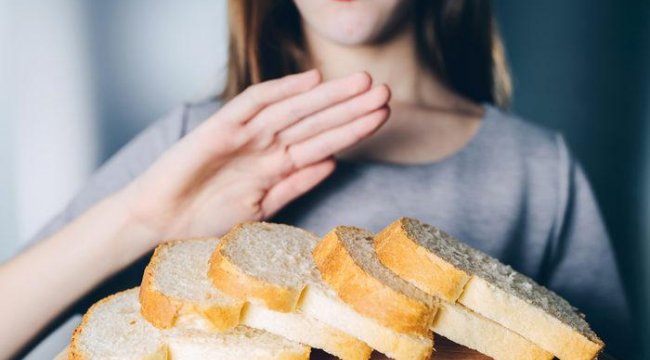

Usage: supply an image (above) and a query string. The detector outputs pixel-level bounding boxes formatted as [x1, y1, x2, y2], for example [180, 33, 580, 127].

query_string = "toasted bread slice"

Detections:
[70, 288, 310, 360]
[144, 237, 368, 360]
[140, 238, 245, 331]
[375, 217, 604, 360]
[209, 222, 430, 360]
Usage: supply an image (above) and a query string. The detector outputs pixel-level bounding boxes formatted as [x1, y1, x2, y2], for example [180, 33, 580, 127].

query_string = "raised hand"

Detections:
[120, 70, 391, 241]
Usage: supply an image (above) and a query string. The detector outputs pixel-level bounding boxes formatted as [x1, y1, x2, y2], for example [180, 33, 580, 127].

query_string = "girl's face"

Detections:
[293, 0, 415, 46]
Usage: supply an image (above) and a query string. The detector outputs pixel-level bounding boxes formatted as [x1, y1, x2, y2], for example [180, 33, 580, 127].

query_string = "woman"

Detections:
[0, 0, 631, 358]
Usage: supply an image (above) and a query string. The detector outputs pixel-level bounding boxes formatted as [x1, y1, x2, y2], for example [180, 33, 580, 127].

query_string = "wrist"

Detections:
[100, 191, 161, 267]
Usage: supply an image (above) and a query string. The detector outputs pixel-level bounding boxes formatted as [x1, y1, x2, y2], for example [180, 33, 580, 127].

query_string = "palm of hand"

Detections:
[120, 70, 390, 242]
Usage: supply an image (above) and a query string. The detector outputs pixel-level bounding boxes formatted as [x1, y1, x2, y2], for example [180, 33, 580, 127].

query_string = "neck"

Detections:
[302, 21, 468, 110]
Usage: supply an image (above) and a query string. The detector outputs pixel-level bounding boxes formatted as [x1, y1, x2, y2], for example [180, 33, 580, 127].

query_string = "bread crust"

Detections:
[375, 218, 471, 302]
[274, 348, 312, 360]
[69, 288, 169, 360]
[208, 225, 303, 312]
[322, 334, 373, 360]
[139, 241, 243, 331]
[313, 227, 436, 336]
[69, 290, 117, 360]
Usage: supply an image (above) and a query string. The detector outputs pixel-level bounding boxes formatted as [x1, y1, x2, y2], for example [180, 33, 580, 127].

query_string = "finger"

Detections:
[288, 106, 390, 168]
[212, 69, 321, 125]
[279, 84, 390, 145]
[261, 159, 336, 217]
[247, 71, 372, 135]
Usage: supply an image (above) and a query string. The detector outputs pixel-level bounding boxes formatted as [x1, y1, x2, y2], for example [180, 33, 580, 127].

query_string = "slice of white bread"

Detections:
[313, 226, 438, 334]
[311, 225, 436, 359]
[140, 238, 245, 331]
[208, 223, 320, 312]
[142, 236, 369, 360]
[70, 288, 166, 359]
[374, 217, 604, 360]
[209, 222, 430, 360]
[70, 288, 310, 359]
[315, 226, 553, 360]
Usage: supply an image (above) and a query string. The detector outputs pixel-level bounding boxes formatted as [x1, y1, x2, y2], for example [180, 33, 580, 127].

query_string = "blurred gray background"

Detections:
[1, 0, 648, 357]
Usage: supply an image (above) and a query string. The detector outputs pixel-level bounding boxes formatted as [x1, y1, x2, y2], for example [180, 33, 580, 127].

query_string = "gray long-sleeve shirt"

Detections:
[29, 100, 632, 357]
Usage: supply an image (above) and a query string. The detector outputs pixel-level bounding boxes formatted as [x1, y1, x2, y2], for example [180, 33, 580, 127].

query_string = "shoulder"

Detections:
[478, 106, 575, 218]
[481, 105, 570, 168]
[481, 105, 579, 235]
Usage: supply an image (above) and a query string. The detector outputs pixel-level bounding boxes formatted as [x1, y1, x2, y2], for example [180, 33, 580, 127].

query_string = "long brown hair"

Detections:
[222, 0, 512, 108]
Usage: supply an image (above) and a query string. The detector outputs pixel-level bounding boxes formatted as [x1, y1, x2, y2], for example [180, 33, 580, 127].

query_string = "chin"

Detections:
[293, 0, 414, 46]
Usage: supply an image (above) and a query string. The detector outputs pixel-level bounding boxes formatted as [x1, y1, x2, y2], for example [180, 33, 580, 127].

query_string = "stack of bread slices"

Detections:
[61, 218, 604, 360]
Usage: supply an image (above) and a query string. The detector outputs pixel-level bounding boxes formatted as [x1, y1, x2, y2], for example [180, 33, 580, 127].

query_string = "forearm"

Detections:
[0, 192, 155, 359]
[0, 70, 387, 358]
